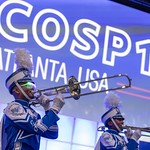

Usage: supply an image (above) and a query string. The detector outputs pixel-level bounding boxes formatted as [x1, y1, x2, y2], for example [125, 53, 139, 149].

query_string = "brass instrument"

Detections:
[97, 125, 150, 137]
[31, 74, 131, 105]
[34, 76, 81, 101]
[98, 125, 150, 132]
[123, 125, 150, 133]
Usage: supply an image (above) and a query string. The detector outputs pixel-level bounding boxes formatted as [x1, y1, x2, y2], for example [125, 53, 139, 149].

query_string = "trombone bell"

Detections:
[36, 76, 81, 100]
[68, 76, 81, 100]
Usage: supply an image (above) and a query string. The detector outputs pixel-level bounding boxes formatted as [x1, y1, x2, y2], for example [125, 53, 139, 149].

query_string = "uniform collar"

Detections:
[106, 129, 119, 135]
[15, 99, 29, 107]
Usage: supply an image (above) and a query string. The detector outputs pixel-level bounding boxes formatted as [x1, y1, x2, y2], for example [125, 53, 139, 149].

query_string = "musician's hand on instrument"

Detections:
[131, 129, 141, 141]
[51, 93, 65, 114]
[124, 128, 133, 139]
[38, 94, 51, 111]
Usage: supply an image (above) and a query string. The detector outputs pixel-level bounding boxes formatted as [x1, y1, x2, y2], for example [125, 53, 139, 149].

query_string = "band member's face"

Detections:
[20, 82, 36, 99]
[108, 118, 124, 132]
[113, 118, 124, 131]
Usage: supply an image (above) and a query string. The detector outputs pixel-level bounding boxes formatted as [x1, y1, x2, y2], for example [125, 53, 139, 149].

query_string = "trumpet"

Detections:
[31, 73, 131, 105]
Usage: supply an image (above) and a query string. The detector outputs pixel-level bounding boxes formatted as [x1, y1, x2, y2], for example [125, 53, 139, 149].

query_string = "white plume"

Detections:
[104, 92, 121, 110]
[14, 48, 33, 73]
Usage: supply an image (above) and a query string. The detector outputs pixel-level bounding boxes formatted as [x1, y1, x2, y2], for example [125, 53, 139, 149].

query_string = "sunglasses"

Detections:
[20, 82, 36, 90]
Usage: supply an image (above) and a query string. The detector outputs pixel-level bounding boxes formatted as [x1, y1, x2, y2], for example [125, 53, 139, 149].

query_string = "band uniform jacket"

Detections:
[0, 99, 60, 150]
[94, 129, 139, 150]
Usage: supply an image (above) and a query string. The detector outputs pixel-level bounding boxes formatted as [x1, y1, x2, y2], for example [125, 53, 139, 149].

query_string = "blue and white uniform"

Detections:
[1, 99, 59, 150]
[95, 129, 139, 150]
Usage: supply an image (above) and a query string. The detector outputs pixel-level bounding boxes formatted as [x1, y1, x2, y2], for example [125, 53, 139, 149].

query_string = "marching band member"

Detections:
[94, 92, 141, 150]
[0, 48, 65, 150]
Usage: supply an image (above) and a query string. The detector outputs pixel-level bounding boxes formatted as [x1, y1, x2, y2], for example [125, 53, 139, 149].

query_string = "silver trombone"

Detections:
[31, 73, 131, 105]
[98, 125, 150, 132]
[97, 125, 150, 137]
[123, 125, 150, 133]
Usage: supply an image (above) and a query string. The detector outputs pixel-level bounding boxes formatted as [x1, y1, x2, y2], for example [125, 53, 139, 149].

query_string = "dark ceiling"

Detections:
[110, 0, 150, 13]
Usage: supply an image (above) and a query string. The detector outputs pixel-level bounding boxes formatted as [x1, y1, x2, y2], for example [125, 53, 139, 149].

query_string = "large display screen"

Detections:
[0, 0, 150, 128]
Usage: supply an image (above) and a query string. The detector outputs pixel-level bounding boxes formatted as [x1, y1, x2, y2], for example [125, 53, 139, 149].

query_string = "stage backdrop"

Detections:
[0, 0, 150, 128]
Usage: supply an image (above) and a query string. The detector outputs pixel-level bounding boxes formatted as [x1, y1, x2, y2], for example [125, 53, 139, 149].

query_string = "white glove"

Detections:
[38, 94, 51, 111]
[124, 128, 133, 139]
[51, 93, 65, 113]
[131, 129, 141, 141]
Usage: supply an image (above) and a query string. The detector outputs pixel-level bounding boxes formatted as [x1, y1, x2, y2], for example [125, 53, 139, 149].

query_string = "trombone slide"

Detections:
[123, 125, 150, 133]
[98, 125, 150, 133]
[97, 125, 150, 137]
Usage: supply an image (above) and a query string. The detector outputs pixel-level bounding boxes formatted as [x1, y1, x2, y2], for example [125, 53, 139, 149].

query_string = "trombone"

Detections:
[123, 125, 150, 133]
[97, 125, 150, 132]
[31, 73, 131, 105]
[97, 125, 150, 137]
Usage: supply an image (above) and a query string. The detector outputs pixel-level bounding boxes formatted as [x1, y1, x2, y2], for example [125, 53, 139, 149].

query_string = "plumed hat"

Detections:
[101, 92, 124, 125]
[5, 48, 33, 94]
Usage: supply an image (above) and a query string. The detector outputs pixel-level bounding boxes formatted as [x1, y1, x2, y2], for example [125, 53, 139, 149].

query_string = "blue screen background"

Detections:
[0, 0, 150, 128]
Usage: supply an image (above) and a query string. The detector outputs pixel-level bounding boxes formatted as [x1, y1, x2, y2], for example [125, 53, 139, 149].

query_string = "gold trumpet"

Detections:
[31, 74, 131, 105]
